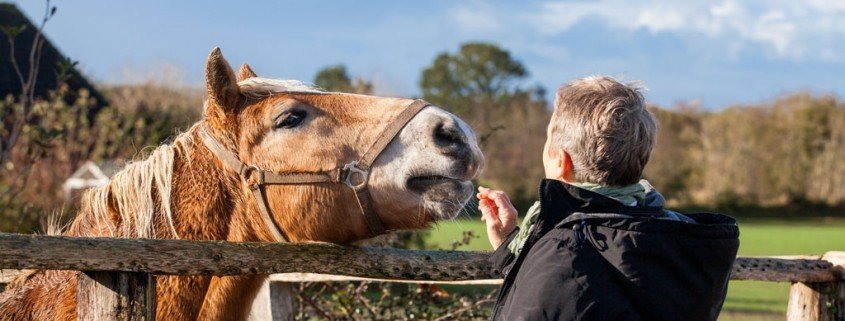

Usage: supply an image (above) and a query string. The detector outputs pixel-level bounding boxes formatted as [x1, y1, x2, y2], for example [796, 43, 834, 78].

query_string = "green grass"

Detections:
[425, 217, 845, 318]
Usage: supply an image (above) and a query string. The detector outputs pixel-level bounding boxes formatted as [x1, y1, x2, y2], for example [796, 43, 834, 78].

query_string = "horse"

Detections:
[0, 48, 484, 321]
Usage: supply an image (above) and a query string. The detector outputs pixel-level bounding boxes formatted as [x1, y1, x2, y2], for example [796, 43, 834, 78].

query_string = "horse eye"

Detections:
[276, 110, 306, 129]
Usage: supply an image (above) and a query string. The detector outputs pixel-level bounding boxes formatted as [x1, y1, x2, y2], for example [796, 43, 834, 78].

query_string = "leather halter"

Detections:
[199, 99, 430, 242]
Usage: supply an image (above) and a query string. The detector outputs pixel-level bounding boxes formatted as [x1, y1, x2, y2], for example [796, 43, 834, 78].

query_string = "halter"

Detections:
[199, 99, 430, 242]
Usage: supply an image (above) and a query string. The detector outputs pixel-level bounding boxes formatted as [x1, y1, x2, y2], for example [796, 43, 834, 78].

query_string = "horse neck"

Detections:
[168, 130, 273, 242]
[50, 127, 272, 321]
[168, 130, 272, 320]
[65, 127, 271, 243]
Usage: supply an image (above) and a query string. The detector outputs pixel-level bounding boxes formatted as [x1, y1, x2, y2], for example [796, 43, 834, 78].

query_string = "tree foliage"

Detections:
[314, 64, 373, 94]
[420, 42, 528, 115]
[645, 94, 845, 209]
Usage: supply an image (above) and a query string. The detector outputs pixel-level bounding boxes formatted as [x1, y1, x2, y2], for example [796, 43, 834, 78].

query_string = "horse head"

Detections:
[202, 48, 484, 243]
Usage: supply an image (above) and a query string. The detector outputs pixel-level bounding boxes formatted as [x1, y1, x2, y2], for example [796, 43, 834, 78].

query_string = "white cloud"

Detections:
[633, 7, 685, 33]
[808, 0, 845, 12]
[524, 0, 845, 60]
[450, 2, 500, 32]
[750, 10, 797, 56]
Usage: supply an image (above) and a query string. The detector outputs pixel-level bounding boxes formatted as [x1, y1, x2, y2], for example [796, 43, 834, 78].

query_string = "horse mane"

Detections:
[82, 127, 198, 239]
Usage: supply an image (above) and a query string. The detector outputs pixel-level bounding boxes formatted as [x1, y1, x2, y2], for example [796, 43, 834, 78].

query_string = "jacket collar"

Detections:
[536, 179, 665, 233]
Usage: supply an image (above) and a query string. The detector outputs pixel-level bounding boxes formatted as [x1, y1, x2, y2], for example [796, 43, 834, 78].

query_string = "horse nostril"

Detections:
[433, 120, 465, 150]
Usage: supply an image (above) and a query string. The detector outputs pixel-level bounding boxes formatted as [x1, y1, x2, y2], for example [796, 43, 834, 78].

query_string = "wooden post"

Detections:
[787, 282, 844, 321]
[248, 280, 273, 321]
[77, 271, 156, 321]
[786, 252, 845, 321]
[269, 282, 295, 321]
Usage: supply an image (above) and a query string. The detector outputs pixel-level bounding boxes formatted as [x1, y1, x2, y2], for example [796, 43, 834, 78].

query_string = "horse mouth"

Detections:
[407, 175, 474, 219]
[407, 175, 466, 191]
[409, 175, 459, 184]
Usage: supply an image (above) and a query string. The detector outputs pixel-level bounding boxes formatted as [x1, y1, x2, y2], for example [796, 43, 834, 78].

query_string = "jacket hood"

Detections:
[537, 179, 740, 239]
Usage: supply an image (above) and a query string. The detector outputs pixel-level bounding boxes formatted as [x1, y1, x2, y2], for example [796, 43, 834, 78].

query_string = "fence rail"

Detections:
[0, 233, 842, 321]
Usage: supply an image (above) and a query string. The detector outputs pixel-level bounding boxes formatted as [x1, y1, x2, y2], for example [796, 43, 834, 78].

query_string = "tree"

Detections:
[420, 42, 528, 114]
[313, 64, 373, 94]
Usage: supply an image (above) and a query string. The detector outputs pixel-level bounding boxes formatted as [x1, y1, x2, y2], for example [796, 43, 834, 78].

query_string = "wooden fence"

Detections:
[0, 233, 842, 320]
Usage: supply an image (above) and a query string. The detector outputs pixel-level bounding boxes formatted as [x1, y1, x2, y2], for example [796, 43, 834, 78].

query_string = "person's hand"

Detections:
[477, 186, 518, 250]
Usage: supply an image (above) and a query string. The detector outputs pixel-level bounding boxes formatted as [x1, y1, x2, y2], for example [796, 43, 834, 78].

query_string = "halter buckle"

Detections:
[342, 161, 369, 191]
[241, 165, 265, 188]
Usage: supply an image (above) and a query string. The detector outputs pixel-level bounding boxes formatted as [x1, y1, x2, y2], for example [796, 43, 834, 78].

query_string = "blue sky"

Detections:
[13, 0, 845, 108]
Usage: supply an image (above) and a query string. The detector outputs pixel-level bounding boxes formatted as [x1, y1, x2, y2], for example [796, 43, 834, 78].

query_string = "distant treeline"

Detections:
[647, 93, 845, 210]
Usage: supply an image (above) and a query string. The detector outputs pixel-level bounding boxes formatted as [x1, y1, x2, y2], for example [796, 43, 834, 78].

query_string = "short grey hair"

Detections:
[549, 76, 657, 186]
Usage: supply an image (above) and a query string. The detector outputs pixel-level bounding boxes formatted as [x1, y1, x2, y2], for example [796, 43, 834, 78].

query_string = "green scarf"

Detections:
[571, 181, 647, 206]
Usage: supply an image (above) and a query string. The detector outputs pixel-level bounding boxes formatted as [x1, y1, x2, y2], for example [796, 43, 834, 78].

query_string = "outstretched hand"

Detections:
[477, 186, 518, 250]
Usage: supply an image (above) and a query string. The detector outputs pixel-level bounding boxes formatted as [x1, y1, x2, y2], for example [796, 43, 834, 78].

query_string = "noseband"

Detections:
[199, 99, 430, 242]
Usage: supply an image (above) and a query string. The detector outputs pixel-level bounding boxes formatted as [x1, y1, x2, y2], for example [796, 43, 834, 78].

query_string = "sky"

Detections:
[13, 0, 845, 108]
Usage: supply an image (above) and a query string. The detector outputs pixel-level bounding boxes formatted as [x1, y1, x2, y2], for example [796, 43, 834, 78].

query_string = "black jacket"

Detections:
[489, 179, 740, 321]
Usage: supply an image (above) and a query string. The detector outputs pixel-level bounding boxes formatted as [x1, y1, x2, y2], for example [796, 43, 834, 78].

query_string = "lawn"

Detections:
[425, 217, 845, 320]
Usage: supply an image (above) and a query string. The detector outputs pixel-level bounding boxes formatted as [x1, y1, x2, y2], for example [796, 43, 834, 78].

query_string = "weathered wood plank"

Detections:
[731, 257, 837, 283]
[0, 234, 842, 283]
[0, 233, 492, 280]
[268, 273, 503, 285]
[77, 271, 155, 321]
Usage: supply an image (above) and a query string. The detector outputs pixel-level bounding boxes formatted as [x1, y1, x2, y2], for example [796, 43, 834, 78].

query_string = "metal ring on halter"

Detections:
[241, 165, 265, 188]
[342, 161, 369, 191]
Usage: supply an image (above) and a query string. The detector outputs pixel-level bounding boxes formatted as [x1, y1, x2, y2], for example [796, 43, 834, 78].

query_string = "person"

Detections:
[477, 76, 739, 321]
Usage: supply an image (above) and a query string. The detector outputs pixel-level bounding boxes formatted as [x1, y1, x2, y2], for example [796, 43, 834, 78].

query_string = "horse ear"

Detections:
[205, 47, 241, 112]
[237, 64, 257, 82]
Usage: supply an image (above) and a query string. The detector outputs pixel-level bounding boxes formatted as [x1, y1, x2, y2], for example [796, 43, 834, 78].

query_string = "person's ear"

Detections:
[558, 149, 575, 182]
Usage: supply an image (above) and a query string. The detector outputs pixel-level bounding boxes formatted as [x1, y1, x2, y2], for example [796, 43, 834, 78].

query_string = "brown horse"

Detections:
[0, 48, 483, 321]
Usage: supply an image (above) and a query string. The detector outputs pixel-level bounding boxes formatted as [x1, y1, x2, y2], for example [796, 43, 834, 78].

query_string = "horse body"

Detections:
[0, 48, 483, 320]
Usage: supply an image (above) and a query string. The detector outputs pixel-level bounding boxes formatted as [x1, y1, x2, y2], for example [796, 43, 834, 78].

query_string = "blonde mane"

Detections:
[84, 128, 198, 239]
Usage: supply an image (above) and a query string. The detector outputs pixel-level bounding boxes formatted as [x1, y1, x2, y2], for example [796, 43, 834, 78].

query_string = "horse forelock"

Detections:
[237, 77, 324, 99]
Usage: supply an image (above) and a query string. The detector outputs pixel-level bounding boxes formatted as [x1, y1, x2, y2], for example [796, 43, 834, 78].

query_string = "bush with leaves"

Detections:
[294, 231, 497, 321]
[0, 80, 202, 232]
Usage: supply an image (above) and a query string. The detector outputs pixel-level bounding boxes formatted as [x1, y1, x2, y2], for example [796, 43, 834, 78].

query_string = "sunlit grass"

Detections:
[426, 217, 845, 316]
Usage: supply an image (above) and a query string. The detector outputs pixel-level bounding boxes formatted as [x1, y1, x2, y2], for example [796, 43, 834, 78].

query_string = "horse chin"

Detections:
[407, 177, 474, 220]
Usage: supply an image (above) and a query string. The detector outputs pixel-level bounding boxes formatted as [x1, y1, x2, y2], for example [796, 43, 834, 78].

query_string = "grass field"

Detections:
[425, 217, 845, 320]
